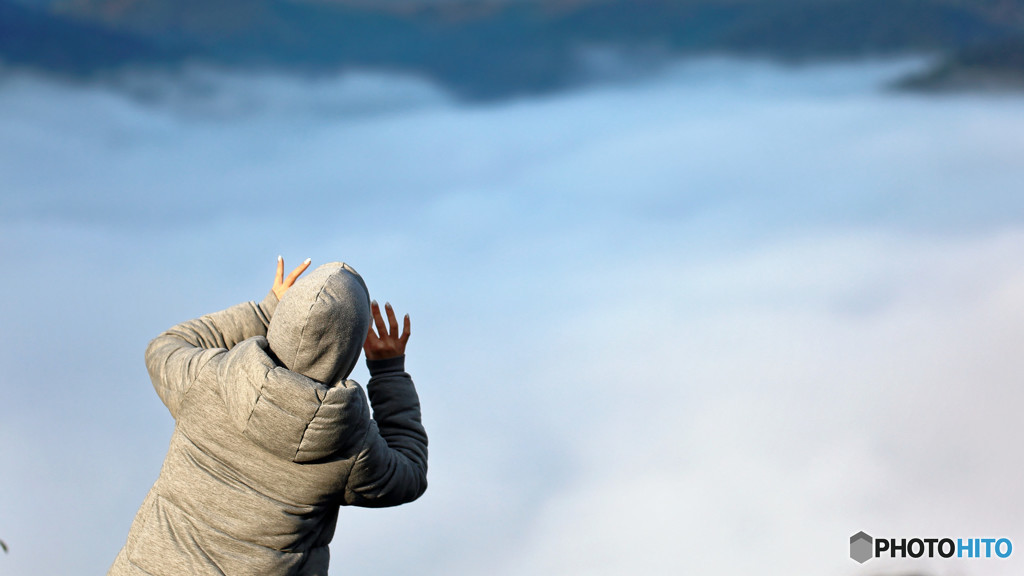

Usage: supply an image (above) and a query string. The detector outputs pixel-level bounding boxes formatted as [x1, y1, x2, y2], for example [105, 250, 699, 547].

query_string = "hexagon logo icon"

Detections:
[850, 531, 873, 564]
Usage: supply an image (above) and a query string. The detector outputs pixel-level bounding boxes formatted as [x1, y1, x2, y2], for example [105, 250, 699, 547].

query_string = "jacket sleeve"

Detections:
[145, 291, 278, 419]
[343, 355, 429, 508]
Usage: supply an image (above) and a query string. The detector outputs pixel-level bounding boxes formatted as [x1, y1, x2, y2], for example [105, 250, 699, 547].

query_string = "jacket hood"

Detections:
[219, 336, 371, 463]
[267, 262, 371, 385]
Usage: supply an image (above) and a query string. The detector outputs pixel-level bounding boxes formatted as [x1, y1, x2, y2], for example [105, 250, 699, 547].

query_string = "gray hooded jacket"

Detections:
[109, 262, 428, 575]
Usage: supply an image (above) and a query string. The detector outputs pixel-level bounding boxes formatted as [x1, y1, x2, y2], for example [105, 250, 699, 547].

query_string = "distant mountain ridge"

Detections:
[0, 0, 183, 73]
[4, 0, 1024, 97]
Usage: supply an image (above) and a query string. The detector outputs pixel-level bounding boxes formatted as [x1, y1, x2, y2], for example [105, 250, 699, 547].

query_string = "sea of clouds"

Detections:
[1, 57, 1024, 575]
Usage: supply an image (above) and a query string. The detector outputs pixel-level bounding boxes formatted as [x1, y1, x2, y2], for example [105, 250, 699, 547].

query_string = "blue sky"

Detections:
[1, 57, 1024, 575]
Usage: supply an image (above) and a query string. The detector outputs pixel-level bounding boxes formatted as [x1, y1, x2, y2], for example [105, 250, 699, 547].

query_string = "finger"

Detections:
[385, 302, 399, 337]
[364, 323, 378, 346]
[284, 258, 311, 286]
[275, 255, 284, 285]
[371, 300, 388, 337]
[400, 313, 411, 345]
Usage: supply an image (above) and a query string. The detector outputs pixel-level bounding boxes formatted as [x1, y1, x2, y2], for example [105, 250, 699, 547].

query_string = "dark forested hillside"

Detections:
[0, 0, 183, 73]
[5, 0, 1024, 96]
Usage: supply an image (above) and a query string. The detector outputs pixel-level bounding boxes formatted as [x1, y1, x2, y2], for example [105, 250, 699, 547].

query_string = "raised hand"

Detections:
[364, 300, 410, 360]
[272, 256, 312, 300]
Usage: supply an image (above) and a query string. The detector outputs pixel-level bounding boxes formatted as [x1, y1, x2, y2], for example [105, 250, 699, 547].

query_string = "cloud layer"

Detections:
[1, 58, 1023, 575]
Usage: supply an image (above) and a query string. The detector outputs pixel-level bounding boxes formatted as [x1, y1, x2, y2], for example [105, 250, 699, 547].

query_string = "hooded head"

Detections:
[267, 262, 371, 384]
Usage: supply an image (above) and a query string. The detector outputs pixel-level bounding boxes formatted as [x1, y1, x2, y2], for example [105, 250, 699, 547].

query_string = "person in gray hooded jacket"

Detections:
[109, 258, 428, 576]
